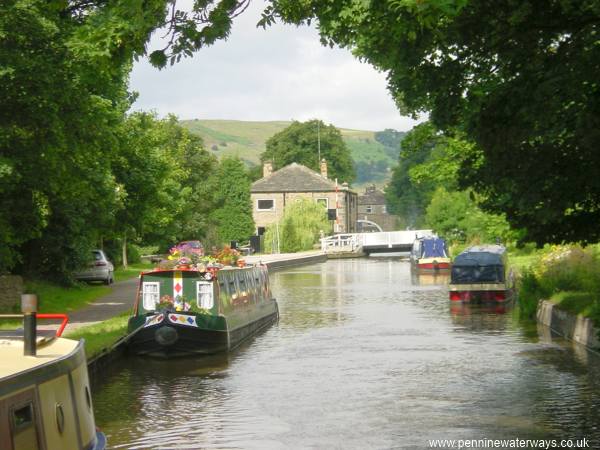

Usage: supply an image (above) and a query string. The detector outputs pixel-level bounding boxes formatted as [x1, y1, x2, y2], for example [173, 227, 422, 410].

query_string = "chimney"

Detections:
[263, 161, 273, 178]
[320, 159, 328, 178]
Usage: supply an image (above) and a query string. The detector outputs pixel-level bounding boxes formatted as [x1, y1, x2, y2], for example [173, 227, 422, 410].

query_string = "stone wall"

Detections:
[537, 300, 600, 351]
[0, 275, 24, 312]
[251, 191, 358, 234]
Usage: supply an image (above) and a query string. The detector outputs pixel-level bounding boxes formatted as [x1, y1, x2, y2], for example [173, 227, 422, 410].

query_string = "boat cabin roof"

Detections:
[0, 333, 79, 379]
[140, 265, 261, 278]
[419, 237, 448, 258]
[453, 245, 507, 266]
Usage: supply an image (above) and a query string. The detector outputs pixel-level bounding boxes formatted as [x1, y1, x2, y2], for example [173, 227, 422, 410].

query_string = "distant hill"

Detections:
[180, 119, 406, 187]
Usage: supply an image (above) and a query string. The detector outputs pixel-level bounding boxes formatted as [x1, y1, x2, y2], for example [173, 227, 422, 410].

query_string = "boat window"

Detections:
[196, 281, 214, 309]
[12, 404, 33, 429]
[11, 402, 39, 450]
[142, 282, 160, 311]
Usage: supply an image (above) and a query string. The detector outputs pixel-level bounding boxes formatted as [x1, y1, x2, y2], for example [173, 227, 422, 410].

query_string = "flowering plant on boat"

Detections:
[157, 295, 174, 310]
[214, 246, 240, 266]
[157, 295, 191, 312]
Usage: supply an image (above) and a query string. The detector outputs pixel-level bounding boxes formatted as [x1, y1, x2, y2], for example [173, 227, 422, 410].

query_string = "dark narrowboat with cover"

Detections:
[410, 236, 451, 271]
[449, 245, 515, 302]
[126, 264, 279, 358]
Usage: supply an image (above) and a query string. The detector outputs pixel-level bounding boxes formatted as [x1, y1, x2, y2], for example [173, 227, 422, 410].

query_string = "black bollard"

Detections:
[22, 294, 37, 356]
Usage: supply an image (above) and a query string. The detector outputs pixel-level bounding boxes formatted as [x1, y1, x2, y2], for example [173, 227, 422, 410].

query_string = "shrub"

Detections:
[264, 199, 330, 253]
[517, 269, 549, 320]
[517, 244, 600, 327]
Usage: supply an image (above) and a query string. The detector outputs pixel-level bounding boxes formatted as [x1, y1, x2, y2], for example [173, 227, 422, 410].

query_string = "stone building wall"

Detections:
[251, 190, 358, 234]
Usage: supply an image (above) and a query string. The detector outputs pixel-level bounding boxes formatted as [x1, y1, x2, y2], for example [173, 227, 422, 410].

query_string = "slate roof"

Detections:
[251, 163, 341, 193]
[358, 186, 386, 205]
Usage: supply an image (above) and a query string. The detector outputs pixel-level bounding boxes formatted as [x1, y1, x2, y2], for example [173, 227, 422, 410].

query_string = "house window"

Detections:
[316, 198, 328, 208]
[366, 205, 373, 214]
[142, 282, 160, 311]
[196, 281, 214, 309]
[257, 199, 275, 211]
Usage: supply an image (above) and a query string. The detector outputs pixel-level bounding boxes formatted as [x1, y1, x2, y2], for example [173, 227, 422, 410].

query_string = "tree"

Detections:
[264, 198, 330, 253]
[425, 188, 516, 244]
[0, 1, 129, 279]
[210, 157, 255, 243]
[385, 123, 444, 227]
[259, 1, 600, 244]
[0, 0, 251, 279]
[262, 120, 355, 184]
[374, 129, 406, 160]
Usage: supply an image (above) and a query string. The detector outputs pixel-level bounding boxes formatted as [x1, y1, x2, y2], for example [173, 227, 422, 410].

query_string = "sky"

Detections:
[129, 1, 422, 132]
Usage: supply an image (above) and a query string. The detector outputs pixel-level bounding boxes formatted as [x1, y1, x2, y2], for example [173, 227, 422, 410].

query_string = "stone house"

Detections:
[250, 160, 358, 234]
[357, 185, 397, 231]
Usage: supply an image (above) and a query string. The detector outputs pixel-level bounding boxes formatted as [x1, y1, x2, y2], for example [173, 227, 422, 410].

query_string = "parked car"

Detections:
[173, 240, 204, 256]
[74, 249, 114, 284]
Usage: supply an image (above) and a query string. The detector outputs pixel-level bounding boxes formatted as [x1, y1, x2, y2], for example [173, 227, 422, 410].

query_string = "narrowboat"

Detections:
[449, 245, 515, 303]
[126, 264, 279, 358]
[410, 236, 452, 271]
[0, 296, 106, 450]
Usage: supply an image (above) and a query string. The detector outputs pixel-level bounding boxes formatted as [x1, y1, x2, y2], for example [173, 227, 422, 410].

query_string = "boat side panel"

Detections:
[217, 267, 276, 331]
[1, 388, 44, 450]
[38, 374, 80, 450]
[71, 363, 97, 450]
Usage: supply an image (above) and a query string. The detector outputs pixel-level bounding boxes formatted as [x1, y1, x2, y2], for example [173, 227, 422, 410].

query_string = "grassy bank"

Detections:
[65, 312, 130, 360]
[513, 245, 600, 328]
[0, 262, 151, 330]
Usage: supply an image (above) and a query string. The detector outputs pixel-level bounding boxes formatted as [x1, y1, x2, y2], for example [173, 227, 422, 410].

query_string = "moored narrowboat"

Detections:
[126, 264, 278, 358]
[449, 245, 515, 303]
[410, 236, 452, 271]
[0, 297, 106, 450]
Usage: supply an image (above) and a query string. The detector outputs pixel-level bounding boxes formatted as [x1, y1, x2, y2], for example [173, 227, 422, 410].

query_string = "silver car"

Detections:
[75, 250, 114, 284]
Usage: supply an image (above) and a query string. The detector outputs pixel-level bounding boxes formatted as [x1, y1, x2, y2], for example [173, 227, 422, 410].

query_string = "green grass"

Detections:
[0, 263, 149, 330]
[25, 280, 111, 313]
[344, 135, 394, 164]
[114, 262, 153, 282]
[509, 253, 541, 274]
[550, 291, 597, 318]
[0, 281, 110, 329]
[65, 312, 130, 360]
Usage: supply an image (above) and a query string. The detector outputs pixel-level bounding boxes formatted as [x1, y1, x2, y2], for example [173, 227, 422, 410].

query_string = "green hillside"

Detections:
[180, 119, 405, 186]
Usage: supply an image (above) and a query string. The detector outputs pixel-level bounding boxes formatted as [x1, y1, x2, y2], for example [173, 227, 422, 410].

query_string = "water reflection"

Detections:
[93, 259, 600, 449]
[410, 268, 451, 287]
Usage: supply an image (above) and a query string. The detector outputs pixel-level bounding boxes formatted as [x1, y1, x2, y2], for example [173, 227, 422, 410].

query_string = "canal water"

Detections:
[93, 259, 600, 449]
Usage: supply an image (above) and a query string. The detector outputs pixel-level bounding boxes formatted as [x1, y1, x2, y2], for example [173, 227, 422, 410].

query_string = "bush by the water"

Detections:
[264, 199, 330, 253]
[517, 245, 600, 326]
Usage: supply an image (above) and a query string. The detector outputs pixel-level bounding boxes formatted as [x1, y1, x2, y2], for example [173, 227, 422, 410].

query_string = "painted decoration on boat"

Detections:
[167, 313, 198, 327]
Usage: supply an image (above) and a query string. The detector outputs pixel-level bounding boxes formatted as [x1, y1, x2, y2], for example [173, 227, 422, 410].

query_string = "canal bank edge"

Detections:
[86, 251, 327, 379]
[537, 300, 600, 352]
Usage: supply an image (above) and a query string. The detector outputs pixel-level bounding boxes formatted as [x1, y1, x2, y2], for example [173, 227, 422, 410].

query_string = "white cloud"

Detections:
[129, 1, 422, 131]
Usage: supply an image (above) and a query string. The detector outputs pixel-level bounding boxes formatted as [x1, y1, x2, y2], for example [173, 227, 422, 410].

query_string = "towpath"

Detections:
[51, 250, 326, 333]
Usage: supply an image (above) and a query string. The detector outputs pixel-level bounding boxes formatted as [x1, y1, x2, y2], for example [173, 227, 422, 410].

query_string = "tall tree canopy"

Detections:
[0, 0, 239, 278]
[259, 0, 600, 244]
[211, 157, 255, 243]
[262, 120, 355, 184]
[386, 122, 516, 243]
